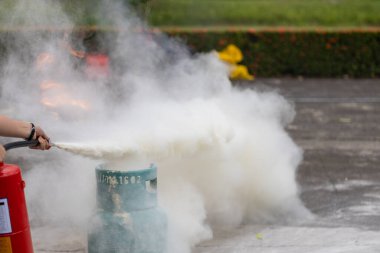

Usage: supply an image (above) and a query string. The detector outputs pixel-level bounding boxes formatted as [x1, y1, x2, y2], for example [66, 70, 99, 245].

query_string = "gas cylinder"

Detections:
[0, 162, 34, 253]
[88, 164, 167, 253]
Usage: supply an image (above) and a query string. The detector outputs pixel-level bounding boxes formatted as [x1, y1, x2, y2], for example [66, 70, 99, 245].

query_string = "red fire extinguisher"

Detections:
[0, 140, 39, 253]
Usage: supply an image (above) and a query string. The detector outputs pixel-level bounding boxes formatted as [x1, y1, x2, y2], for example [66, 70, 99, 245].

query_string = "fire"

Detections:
[40, 95, 90, 111]
[36, 52, 55, 71]
[40, 81, 63, 90]
[39, 81, 90, 111]
[35, 35, 105, 117]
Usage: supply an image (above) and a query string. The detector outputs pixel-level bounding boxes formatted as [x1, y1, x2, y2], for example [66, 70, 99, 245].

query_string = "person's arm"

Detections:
[0, 115, 33, 139]
[0, 115, 50, 150]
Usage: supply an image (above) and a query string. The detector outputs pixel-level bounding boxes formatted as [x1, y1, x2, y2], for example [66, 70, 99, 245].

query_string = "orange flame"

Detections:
[39, 81, 90, 111]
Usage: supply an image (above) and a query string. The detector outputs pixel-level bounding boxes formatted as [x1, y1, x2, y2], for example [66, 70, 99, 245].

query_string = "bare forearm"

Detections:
[0, 115, 32, 139]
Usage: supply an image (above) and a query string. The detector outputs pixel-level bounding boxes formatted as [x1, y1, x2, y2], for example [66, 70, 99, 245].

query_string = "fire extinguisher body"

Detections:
[0, 162, 34, 253]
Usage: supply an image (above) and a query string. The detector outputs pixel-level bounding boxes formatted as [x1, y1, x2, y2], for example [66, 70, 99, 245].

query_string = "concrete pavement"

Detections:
[194, 78, 380, 252]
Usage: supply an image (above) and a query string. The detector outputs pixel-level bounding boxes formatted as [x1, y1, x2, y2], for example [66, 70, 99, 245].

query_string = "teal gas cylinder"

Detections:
[88, 164, 167, 253]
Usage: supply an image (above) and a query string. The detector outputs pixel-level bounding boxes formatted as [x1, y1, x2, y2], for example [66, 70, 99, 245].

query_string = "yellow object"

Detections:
[0, 237, 13, 253]
[230, 65, 254, 80]
[217, 44, 254, 80]
[218, 44, 243, 64]
[255, 233, 263, 240]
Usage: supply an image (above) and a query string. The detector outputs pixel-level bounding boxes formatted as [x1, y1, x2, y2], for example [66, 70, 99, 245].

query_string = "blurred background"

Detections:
[0, 0, 379, 78]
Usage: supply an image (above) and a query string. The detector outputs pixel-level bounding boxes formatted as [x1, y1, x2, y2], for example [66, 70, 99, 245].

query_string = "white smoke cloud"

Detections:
[0, 0, 311, 252]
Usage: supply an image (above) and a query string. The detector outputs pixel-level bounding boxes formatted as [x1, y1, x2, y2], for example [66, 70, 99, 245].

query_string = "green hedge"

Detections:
[164, 29, 380, 78]
[0, 29, 379, 78]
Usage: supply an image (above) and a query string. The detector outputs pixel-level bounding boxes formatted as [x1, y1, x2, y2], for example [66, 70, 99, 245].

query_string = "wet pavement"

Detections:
[28, 78, 380, 252]
[195, 78, 380, 253]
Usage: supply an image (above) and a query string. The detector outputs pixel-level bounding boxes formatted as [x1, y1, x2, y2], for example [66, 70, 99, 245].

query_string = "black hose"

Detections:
[3, 140, 40, 151]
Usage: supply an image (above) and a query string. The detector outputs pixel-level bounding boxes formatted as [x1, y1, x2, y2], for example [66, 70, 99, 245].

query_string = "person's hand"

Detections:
[31, 126, 51, 150]
[31, 136, 50, 150]
[35, 126, 49, 142]
[0, 145, 5, 162]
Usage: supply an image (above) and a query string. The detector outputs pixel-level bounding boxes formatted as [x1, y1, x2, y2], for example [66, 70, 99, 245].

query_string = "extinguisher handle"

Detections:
[3, 140, 40, 151]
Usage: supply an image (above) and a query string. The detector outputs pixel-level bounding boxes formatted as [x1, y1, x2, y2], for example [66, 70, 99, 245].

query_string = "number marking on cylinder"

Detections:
[98, 174, 143, 185]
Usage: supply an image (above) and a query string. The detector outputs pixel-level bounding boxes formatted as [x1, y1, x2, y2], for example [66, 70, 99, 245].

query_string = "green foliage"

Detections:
[165, 30, 380, 77]
[148, 0, 380, 27]
[0, 0, 379, 28]
[0, 0, 153, 27]
[0, 28, 378, 77]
